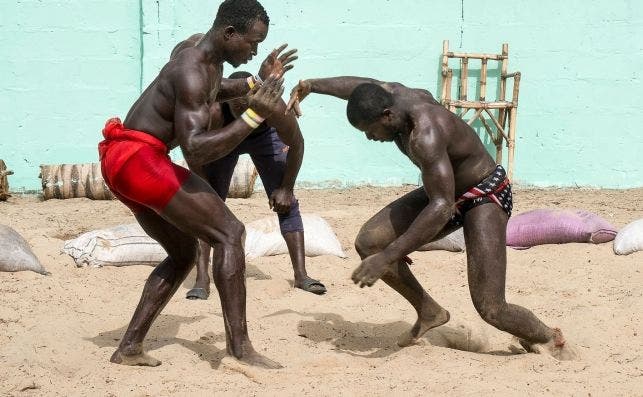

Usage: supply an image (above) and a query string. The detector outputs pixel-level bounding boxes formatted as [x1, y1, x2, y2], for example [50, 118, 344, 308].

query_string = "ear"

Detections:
[223, 26, 236, 40]
[381, 108, 394, 123]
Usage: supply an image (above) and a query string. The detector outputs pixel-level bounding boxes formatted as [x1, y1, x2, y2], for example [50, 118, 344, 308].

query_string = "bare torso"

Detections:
[123, 47, 223, 150]
[386, 84, 496, 196]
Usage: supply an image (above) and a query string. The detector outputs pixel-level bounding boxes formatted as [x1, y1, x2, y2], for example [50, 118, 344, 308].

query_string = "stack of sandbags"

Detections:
[0, 159, 13, 201]
[39, 163, 114, 200]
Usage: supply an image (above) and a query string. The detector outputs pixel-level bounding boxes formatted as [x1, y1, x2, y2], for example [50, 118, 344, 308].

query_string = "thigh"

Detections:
[462, 203, 509, 300]
[358, 187, 461, 247]
[159, 173, 243, 245]
[135, 208, 197, 263]
[248, 129, 287, 196]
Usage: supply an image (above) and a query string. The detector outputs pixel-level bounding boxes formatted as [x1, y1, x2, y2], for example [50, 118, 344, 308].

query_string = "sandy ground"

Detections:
[0, 187, 641, 396]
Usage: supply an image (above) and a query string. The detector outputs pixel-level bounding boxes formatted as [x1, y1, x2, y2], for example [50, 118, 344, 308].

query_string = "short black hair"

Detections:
[228, 70, 253, 79]
[346, 83, 394, 127]
[214, 0, 269, 33]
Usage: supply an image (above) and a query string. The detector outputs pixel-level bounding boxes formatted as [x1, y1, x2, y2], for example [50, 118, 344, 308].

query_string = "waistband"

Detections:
[102, 117, 168, 152]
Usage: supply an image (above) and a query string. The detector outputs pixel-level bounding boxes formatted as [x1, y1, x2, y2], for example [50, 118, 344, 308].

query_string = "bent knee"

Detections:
[205, 218, 245, 247]
[473, 300, 506, 326]
[354, 229, 386, 259]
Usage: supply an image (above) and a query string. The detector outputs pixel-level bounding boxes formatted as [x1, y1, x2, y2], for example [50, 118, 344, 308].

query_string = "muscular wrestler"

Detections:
[98, 0, 296, 369]
[286, 77, 577, 360]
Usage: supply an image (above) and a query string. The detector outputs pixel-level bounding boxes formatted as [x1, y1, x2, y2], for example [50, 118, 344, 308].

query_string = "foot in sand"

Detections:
[110, 349, 161, 367]
[397, 307, 450, 347]
[229, 343, 283, 369]
[519, 328, 579, 361]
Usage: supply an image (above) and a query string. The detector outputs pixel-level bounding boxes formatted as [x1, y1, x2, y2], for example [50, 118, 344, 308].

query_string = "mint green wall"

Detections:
[2, 1, 642, 190]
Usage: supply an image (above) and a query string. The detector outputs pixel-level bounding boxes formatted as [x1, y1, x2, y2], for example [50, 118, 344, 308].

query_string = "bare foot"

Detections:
[235, 350, 283, 369]
[229, 343, 283, 369]
[398, 308, 450, 347]
[110, 349, 161, 367]
[519, 328, 579, 361]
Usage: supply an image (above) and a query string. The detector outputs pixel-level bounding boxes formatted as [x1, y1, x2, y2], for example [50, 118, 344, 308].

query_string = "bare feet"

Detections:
[229, 343, 283, 369]
[110, 349, 161, 367]
[519, 328, 579, 361]
[398, 307, 450, 347]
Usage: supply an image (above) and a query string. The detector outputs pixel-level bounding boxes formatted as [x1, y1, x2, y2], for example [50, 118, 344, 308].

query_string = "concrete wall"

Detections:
[1, 0, 642, 191]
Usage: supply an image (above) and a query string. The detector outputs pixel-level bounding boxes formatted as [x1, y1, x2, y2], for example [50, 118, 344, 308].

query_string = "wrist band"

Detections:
[246, 76, 256, 90]
[254, 74, 263, 85]
[240, 108, 265, 129]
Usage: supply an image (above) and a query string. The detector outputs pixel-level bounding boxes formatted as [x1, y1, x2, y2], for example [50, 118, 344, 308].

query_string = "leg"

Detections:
[161, 174, 281, 368]
[354, 187, 457, 346]
[186, 154, 238, 300]
[111, 209, 198, 366]
[249, 130, 325, 294]
[463, 204, 577, 360]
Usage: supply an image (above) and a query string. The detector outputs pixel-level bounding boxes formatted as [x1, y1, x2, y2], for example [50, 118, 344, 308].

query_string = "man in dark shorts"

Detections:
[286, 77, 577, 360]
[98, 0, 297, 369]
[184, 70, 326, 299]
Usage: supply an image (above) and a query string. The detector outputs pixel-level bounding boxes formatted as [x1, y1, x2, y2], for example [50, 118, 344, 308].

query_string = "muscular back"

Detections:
[123, 46, 222, 149]
[388, 84, 497, 196]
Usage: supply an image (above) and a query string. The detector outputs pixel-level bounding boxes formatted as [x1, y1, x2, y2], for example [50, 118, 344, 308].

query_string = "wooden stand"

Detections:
[440, 40, 521, 180]
[0, 160, 13, 201]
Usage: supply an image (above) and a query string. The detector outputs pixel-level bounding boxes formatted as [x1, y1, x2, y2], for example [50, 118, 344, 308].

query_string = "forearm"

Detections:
[309, 76, 382, 100]
[182, 119, 255, 167]
[280, 139, 303, 190]
[381, 202, 453, 262]
[216, 78, 250, 102]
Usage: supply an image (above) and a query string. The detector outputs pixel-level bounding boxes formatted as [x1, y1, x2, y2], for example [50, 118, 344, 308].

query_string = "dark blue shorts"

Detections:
[203, 127, 304, 234]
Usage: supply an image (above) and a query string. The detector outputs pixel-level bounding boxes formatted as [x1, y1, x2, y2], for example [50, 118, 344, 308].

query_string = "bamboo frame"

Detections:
[440, 40, 521, 180]
[0, 159, 13, 201]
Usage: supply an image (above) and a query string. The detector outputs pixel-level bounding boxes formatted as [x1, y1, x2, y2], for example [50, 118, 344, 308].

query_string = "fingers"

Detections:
[278, 48, 298, 66]
[272, 43, 288, 57]
[286, 92, 298, 114]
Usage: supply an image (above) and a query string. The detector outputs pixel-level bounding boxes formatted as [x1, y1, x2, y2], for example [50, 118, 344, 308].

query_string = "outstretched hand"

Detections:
[248, 74, 285, 119]
[285, 79, 312, 117]
[258, 44, 298, 81]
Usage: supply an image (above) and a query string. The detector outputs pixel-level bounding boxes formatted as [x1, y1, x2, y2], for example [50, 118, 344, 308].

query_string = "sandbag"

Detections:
[613, 218, 643, 255]
[175, 155, 258, 198]
[418, 229, 465, 252]
[0, 225, 49, 275]
[62, 223, 166, 267]
[245, 214, 347, 259]
[507, 209, 617, 249]
[0, 159, 13, 201]
[40, 163, 114, 200]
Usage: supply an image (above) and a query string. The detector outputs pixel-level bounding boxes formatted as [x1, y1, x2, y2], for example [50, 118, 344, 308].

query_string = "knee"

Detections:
[354, 228, 384, 259]
[207, 218, 245, 247]
[473, 298, 506, 327]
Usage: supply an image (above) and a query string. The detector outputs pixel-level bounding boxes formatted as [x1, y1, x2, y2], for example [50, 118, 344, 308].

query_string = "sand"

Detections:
[0, 187, 641, 396]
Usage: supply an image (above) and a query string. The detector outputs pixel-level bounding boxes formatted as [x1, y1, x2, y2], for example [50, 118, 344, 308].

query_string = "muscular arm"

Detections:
[307, 76, 384, 100]
[217, 78, 251, 102]
[173, 69, 256, 169]
[380, 124, 456, 262]
[266, 100, 304, 190]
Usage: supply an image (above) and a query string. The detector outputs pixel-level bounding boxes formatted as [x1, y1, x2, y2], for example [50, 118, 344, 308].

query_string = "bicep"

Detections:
[172, 72, 211, 147]
[414, 133, 455, 206]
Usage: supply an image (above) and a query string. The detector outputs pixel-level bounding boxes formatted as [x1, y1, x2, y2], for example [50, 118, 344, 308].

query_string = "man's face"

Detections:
[225, 20, 268, 67]
[357, 119, 398, 142]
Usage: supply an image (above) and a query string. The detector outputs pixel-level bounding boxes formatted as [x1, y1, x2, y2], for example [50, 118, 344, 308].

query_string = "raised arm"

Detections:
[173, 68, 284, 169]
[286, 76, 384, 117]
[352, 120, 456, 287]
[263, 99, 304, 213]
[217, 44, 298, 102]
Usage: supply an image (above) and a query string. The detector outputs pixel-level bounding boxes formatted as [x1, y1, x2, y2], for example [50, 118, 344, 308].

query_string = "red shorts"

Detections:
[98, 118, 191, 214]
